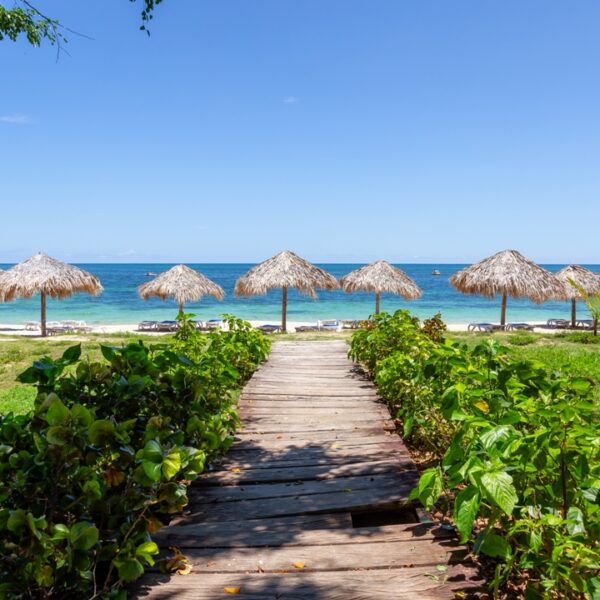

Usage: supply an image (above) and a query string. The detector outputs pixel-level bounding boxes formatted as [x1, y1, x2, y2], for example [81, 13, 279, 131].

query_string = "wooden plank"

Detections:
[197, 460, 416, 486]
[235, 428, 394, 440]
[189, 473, 414, 503]
[232, 430, 399, 444]
[178, 481, 419, 523]
[154, 538, 468, 572]
[219, 446, 411, 468]
[154, 519, 454, 549]
[134, 564, 483, 599]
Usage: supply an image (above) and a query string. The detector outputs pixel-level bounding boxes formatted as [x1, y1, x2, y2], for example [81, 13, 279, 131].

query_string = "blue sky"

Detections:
[1, 1, 599, 264]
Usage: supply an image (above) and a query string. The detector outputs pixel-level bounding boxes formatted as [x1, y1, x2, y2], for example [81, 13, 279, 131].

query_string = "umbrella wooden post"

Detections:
[178, 302, 184, 316]
[375, 292, 381, 314]
[500, 292, 507, 327]
[40, 291, 47, 337]
[571, 299, 576, 329]
[281, 286, 288, 333]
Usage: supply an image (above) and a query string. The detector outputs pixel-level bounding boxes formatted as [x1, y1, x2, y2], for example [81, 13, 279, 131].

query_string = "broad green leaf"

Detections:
[162, 451, 181, 480]
[571, 378, 592, 395]
[100, 345, 117, 362]
[403, 415, 414, 437]
[46, 426, 70, 446]
[136, 540, 159, 565]
[479, 532, 512, 560]
[479, 425, 512, 452]
[46, 398, 69, 426]
[52, 524, 70, 540]
[71, 404, 92, 427]
[415, 467, 443, 510]
[88, 419, 116, 445]
[70, 522, 99, 550]
[7, 509, 27, 533]
[566, 506, 586, 535]
[142, 460, 162, 482]
[481, 471, 518, 515]
[453, 486, 480, 543]
[61, 344, 82, 363]
[114, 558, 145, 582]
[143, 440, 163, 463]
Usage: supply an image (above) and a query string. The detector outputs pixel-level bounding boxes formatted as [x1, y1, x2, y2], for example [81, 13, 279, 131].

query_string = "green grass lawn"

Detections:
[0, 332, 167, 415]
[449, 330, 600, 382]
[1, 328, 599, 415]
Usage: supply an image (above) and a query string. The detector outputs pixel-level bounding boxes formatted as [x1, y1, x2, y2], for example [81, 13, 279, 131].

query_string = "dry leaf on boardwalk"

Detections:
[292, 562, 306, 569]
[165, 546, 193, 575]
[223, 586, 241, 594]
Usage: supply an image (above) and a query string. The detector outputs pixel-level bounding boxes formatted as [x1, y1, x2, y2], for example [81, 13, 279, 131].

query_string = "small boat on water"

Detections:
[432, 269, 441, 276]
[145, 272, 157, 276]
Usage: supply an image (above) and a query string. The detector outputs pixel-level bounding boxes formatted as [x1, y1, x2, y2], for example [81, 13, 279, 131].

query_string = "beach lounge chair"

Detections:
[138, 321, 158, 331]
[576, 319, 595, 330]
[318, 319, 341, 332]
[205, 319, 222, 330]
[467, 323, 497, 332]
[547, 318, 570, 329]
[46, 321, 71, 335]
[295, 325, 320, 332]
[24, 321, 40, 331]
[506, 323, 535, 331]
[341, 320, 360, 329]
[257, 324, 282, 334]
[156, 320, 179, 332]
[74, 321, 93, 333]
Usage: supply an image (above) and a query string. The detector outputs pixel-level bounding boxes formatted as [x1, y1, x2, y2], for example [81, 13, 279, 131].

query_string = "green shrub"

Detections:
[507, 331, 537, 346]
[350, 310, 600, 599]
[0, 316, 270, 598]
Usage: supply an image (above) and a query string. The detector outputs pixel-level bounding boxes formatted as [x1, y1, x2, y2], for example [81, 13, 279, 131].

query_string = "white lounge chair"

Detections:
[24, 321, 40, 331]
[547, 318, 570, 329]
[318, 320, 341, 332]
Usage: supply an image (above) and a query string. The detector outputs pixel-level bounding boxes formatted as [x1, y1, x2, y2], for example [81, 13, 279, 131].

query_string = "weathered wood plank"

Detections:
[153, 538, 468, 572]
[178, 479, 419, 523]
[189, 472, 416, 503]
[154, 519, 454, 549]
[135, 564, 484, 599]
[203, 459, 411, 484]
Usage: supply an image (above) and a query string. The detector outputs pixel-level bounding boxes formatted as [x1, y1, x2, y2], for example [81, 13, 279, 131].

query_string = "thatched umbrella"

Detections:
[0, 252, 102, 337]
[234, 250, 339, 332]
[138, 264, 225, 313]
[556, 265, 600, 328]
[450, 249, 567, 326]
[340, 260, 422, 314]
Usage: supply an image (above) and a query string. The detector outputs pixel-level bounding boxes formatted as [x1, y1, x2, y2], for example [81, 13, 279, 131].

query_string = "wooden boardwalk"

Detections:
[136, 340, 482, 599]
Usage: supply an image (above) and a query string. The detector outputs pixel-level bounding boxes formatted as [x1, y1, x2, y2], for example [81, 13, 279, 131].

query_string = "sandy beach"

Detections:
[0, 320, 559, 338]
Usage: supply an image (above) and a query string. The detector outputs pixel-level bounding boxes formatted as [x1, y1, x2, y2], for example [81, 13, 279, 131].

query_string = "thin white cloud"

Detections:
[283, 96, 299, 104]
[0, 114, 30, 124]
[117, 249, 137, 257]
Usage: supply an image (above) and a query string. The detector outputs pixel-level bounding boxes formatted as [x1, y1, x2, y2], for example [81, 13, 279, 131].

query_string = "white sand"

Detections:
[0, 320, 563, 338]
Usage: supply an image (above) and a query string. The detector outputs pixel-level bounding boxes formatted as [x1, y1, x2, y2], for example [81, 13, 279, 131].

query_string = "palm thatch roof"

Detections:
[138, 264, 225, 306]
[450, 249, 567, 303]
[0, 252, 102, 301]
[234, 251, 339, 298]
[556, 265, 600, 300]
[340, 260, 422, 299]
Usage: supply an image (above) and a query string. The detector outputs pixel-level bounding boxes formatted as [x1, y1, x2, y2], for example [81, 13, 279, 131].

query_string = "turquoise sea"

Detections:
[0, 263, 597, 326]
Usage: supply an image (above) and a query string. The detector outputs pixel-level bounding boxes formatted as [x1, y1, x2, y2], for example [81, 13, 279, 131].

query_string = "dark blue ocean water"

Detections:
[0, 263, 597, 325]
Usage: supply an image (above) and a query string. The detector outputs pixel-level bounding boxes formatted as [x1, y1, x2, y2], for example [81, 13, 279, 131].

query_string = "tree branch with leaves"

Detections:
[0, 0, 163, 47]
